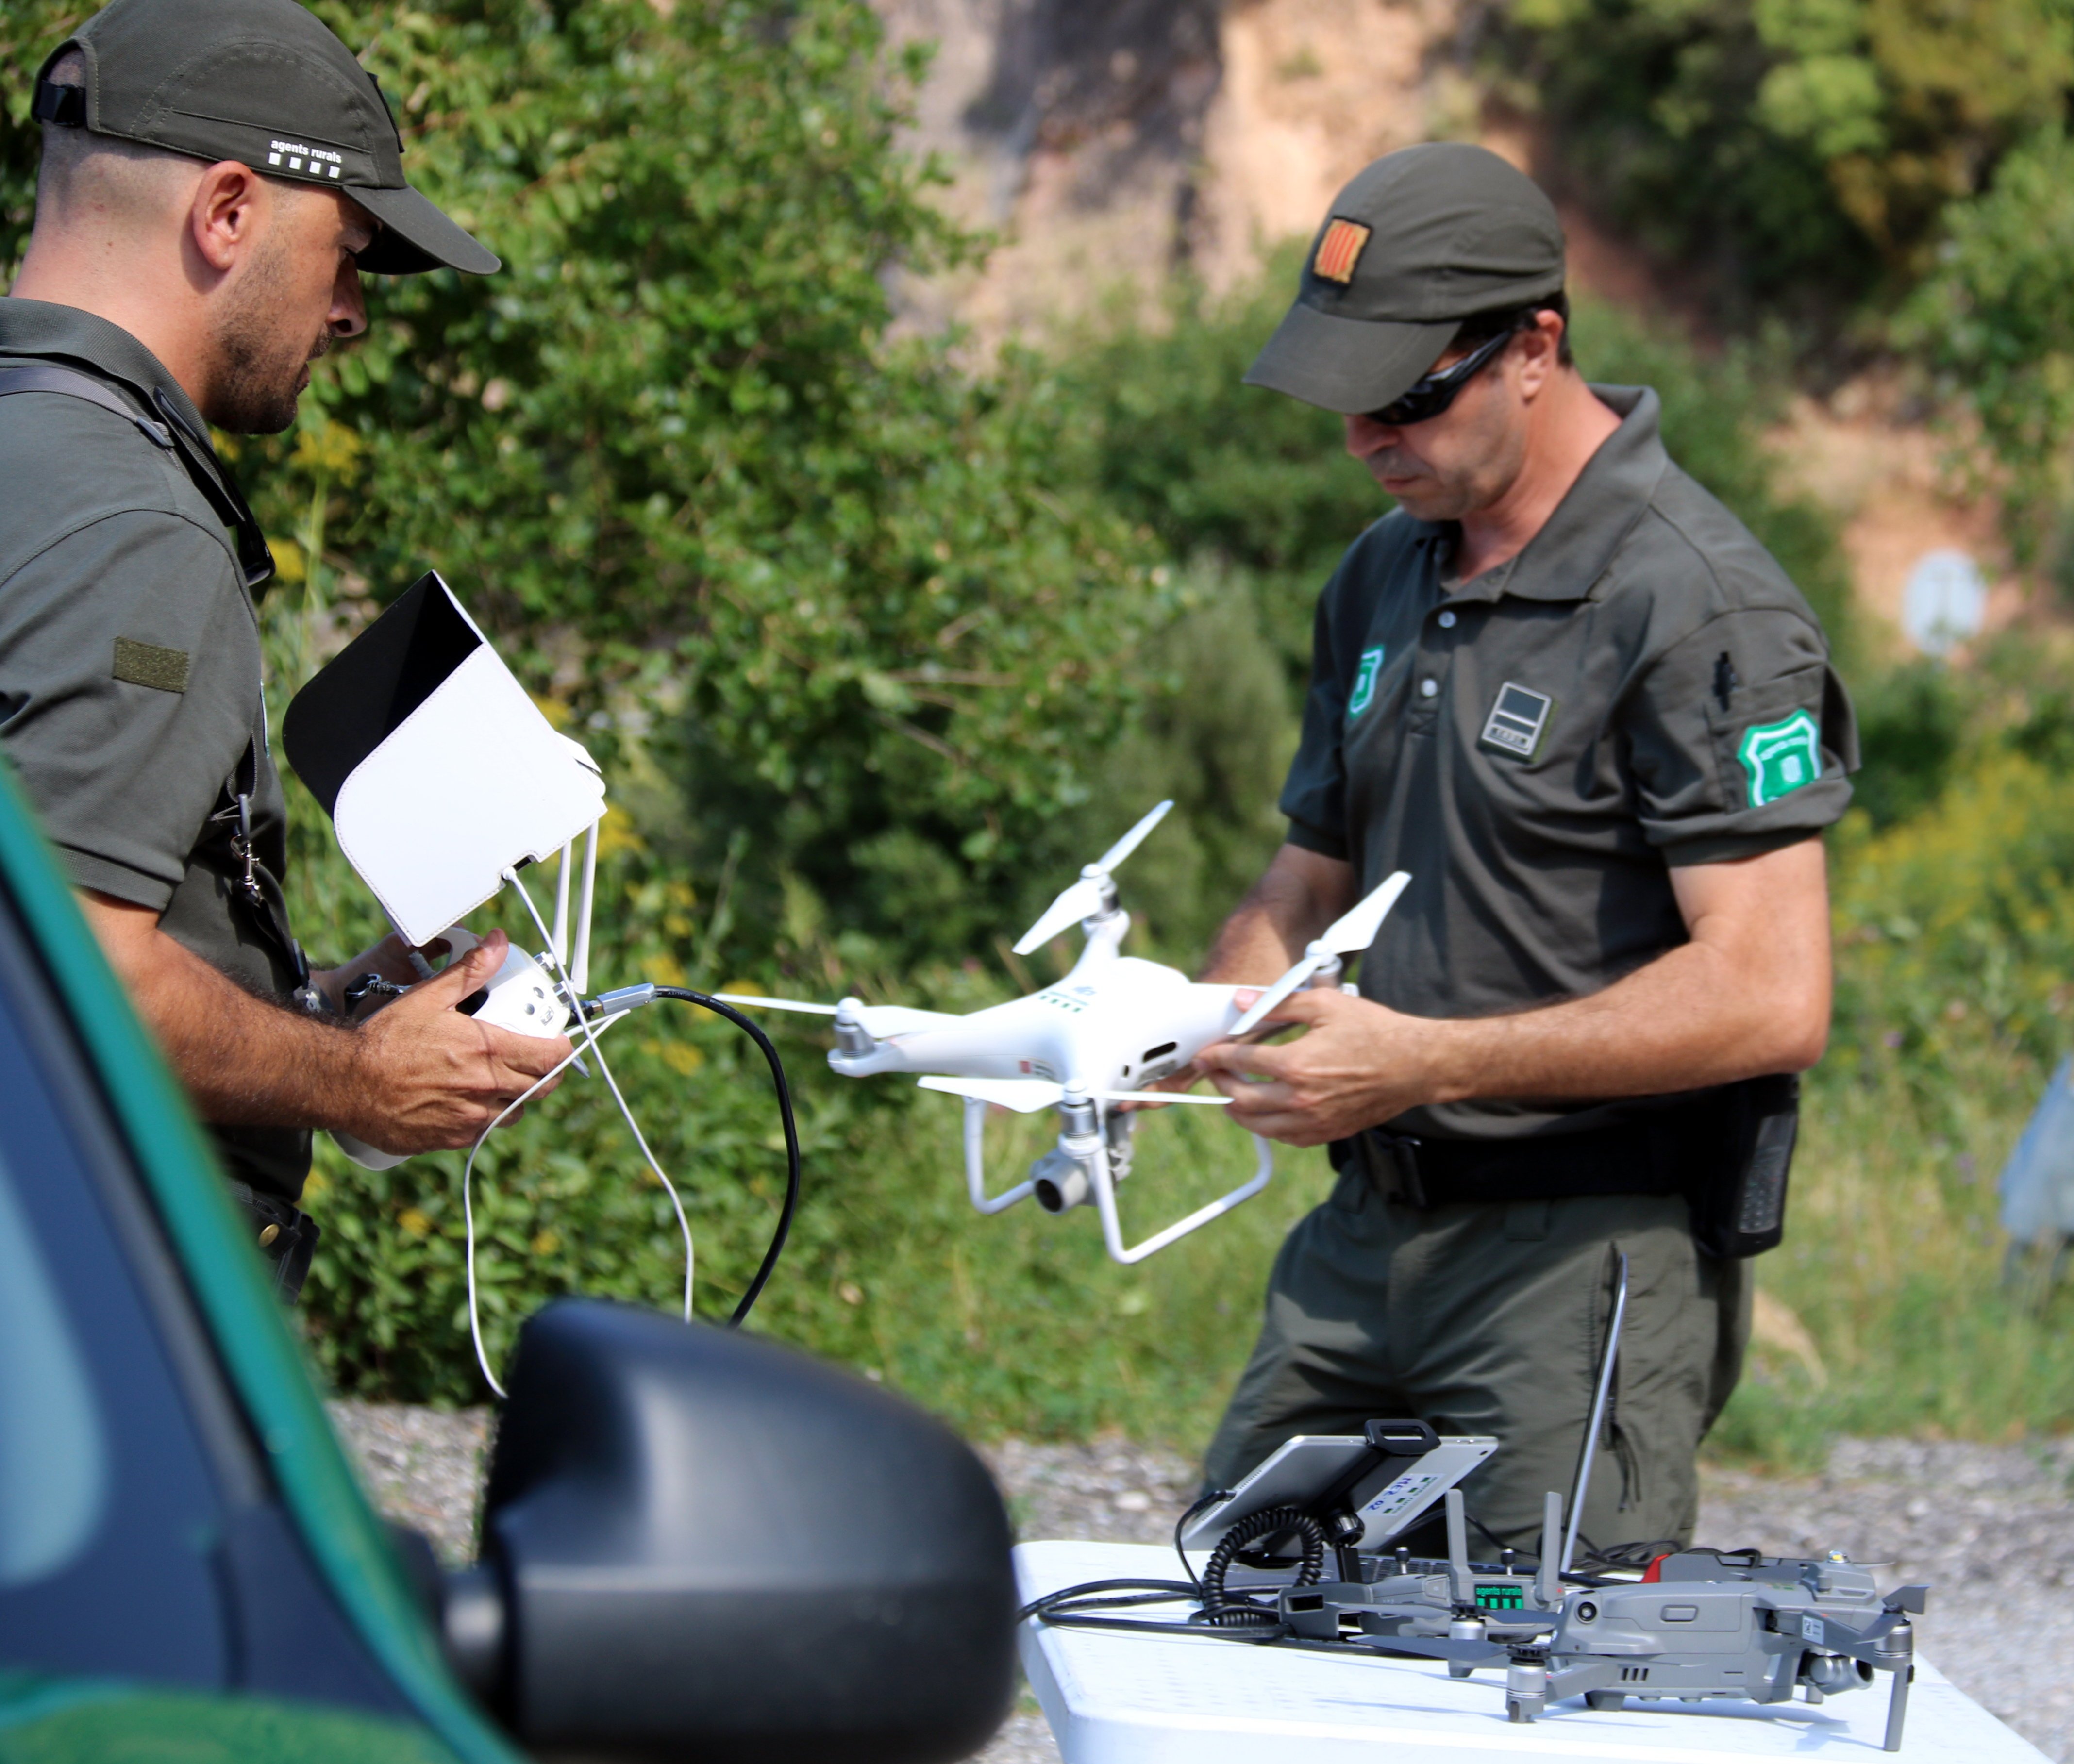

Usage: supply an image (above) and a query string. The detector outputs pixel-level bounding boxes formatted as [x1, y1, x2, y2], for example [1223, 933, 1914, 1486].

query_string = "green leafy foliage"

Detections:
[4, 0, 1172, 978]
[1847, 660, 1966, 827]
[1499, 0, 2074, 312]
[1902, 127, 2074, 548]
[1725, 651, 2074, 1463]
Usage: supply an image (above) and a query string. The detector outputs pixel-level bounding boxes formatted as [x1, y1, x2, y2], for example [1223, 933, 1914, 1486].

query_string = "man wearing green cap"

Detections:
[0, 0, 566, 1298]
[1181, 144, 1857, 1556]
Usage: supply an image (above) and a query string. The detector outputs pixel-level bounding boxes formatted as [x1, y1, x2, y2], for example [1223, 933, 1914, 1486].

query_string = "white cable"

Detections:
[504, 865, 697, 1321]
[462, 1015, 622, 1398]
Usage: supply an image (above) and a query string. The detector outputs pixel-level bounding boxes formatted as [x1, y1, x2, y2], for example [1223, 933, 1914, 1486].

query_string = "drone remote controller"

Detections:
[333, 928, 572, 1170]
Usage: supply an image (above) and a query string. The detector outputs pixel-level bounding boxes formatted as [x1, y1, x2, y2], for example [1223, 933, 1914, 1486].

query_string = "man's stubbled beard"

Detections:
[209, 216, 332, 436]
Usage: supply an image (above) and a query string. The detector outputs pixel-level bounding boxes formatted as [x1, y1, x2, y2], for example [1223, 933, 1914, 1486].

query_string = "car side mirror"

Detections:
[441, 1298, 1017, 1763]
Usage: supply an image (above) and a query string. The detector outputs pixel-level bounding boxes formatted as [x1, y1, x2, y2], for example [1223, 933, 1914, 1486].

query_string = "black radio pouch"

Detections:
[1684, 1073, 1799, 1259]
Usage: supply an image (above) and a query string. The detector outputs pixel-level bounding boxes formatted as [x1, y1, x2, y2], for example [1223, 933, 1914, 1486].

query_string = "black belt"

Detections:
[224, 1180, 322, 1304]
[1335, 1111, 1694, 1209]
[1332, 1077, 1799, 1258]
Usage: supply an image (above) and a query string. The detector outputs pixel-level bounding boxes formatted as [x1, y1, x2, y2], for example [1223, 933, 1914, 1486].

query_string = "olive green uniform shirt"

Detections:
[0, 298, 310, 1200]
[1280, 384, 1858, 1143]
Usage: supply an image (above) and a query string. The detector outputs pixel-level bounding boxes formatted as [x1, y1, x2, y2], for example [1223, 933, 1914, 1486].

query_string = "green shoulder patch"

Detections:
[112, 637, 190, 695]
[1347, 645, 1385, 719]
[1737, 709, 1821, 806]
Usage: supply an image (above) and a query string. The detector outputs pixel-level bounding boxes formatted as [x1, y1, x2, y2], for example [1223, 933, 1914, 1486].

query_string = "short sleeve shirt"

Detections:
[0, 299, 310, 1200]
[1280, 384, 1858, 1143]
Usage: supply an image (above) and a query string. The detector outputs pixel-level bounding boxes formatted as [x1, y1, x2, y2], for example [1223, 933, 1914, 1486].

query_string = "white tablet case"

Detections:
[282, 572, 605, 948]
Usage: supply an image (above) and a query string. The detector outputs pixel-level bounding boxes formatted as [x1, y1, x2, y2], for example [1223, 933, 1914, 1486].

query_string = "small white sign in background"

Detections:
[1903, 549, 1988, 657]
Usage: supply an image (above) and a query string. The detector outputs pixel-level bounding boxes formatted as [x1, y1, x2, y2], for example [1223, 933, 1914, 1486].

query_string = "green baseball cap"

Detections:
[1245, 143, 1565, 414]
[31, 0, 498, 276]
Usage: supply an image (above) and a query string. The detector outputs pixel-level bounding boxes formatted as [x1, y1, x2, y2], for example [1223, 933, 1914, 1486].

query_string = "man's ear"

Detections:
[189, 160, 268, 276]
[1513, 313, 1563, 399]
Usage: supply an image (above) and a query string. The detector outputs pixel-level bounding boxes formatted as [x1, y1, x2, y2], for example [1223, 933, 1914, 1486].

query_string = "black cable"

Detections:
[1572, 1535, 1694, 1573]
[1173, 1489, 1232, 1595]
[1198, 1506, 1326, 1627]
[1022, 1500, 1324, 1642]
[1467, 1514, 1516, 1558]
[651, 988, 801, 1328]
[1018, 1578, 1200, 1624]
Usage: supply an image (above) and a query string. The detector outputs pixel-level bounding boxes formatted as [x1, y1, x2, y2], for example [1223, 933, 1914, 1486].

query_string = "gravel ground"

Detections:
[328, 1407, 2074, 1763]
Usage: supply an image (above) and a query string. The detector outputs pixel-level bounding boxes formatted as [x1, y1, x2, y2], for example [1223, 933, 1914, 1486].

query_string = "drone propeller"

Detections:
[1226, 871, 1412, 1038]
[1012, 800, 1174, 957]
[917, 1074, 1233, 1114]
[1355, 1632, 1508, 1666]
[711, 993, 953, 1039]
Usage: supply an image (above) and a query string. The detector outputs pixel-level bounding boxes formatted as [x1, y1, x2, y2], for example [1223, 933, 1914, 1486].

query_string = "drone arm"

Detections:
[1542, 1657, 1624, 1702]
[1090, 1126, 1274, 1265]
[961, 1094, 1035, 1215]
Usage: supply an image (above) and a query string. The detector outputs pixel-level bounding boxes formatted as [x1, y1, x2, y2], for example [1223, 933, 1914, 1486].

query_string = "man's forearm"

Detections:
[1198, 844, 1356, 983]
[110, 916, 366, 1128]
[80, 892, 572, 1156]
[1417, 933, 1828, 1104]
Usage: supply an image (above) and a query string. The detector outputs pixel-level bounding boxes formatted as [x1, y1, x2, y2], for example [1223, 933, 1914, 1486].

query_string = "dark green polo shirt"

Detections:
[1282, 384, 1858, 1143]
[0, 298, 310, 1200]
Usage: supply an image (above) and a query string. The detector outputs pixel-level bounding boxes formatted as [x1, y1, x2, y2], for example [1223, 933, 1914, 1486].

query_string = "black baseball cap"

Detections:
[1245, 143, 1564, 414]
[32, 0, 498, 276]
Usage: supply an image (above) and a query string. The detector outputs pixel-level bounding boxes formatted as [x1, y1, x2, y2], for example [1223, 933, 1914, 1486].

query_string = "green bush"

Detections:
[1902, 126, 2074, 549]
[1728, 726, 2074, 1464]
[1498, 0, 2074, 315]
[1847, 660, 1967, 827]
[3, 0, 1175, 979]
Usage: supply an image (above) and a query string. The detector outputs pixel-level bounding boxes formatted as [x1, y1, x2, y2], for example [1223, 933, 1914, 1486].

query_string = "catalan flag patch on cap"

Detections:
[1313, 218, 1372, 285]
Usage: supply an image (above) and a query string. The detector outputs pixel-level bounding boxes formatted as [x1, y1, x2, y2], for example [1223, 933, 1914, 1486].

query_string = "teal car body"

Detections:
[0, 756, 516, 1764]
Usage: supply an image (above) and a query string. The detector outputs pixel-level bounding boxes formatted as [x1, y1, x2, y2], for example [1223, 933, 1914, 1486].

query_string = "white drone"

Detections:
[719, 802, 1409, 1263]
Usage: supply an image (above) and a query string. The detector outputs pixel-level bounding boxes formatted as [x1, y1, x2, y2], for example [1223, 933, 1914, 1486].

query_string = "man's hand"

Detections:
[78, 895, 571, 1154]
[334, 931, 572, 1154]
[1113, 841, 1358, 1115]
[1197, 987, 1431, 1145]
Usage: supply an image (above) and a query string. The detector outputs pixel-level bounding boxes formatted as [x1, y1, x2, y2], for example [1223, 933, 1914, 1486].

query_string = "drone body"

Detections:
[829, 913, 1243, 1094]
[720, 801, 1411, 1263]
[1508, 1549, 1926, 1747]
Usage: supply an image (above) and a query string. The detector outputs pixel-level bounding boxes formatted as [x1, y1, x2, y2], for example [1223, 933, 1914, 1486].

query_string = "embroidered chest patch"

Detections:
[1347, 645, 1386, 718]
[1479, 682, 1552, 759]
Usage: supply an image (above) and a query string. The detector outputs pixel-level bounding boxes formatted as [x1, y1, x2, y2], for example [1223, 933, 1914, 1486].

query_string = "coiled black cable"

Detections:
[1196, 1505, 1326, 1628]
[652, 988, 800, 1328]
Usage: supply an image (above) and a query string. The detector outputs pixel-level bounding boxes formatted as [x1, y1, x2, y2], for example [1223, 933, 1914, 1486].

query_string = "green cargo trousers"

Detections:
[1203, 1164, 1750, 1559]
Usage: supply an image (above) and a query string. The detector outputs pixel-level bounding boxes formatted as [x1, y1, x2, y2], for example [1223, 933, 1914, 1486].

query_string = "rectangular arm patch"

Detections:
[113, 637, 190, 695]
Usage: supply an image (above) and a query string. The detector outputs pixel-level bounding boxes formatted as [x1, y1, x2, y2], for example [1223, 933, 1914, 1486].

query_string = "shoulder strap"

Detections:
[0, 362, 276, 593]
[0, 361, 177, 449]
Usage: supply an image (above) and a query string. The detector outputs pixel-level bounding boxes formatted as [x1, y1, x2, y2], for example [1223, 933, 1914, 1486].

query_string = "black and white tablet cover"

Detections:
[283, 572, 605, 947]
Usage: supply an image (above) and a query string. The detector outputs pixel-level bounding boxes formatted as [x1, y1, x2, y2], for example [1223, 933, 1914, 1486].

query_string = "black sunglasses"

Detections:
[1361, 317, 1529, 428]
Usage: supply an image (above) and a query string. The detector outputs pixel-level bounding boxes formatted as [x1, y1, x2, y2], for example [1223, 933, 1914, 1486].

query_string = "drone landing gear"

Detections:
[960, 1096, 1037, 1214]
[955, 1094, 1276, 1262]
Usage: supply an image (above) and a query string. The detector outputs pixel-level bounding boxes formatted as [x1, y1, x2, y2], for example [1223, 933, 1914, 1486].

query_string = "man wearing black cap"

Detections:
[0, 0, 564, 1299]
[1182, 144, 1857, 1555]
